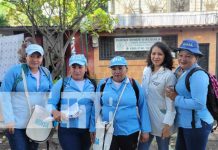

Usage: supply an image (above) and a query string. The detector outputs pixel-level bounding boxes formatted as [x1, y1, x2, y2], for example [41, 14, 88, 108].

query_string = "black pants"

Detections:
[58, 127, 91, 150]
[110, 131, 139, 150]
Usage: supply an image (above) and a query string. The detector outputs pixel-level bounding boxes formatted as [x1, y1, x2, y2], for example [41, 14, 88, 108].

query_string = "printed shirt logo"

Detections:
[152, 81, 160, 86]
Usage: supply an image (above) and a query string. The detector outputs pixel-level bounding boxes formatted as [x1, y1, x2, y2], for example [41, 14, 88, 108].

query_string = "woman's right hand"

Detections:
[162, 124, 170, 138]
[140, 132, 149, 143]
[90, 132, 96, 143]
[52, 110, 67, 122]
[165, 86, 177, 101]
[6, 123, 15, 134]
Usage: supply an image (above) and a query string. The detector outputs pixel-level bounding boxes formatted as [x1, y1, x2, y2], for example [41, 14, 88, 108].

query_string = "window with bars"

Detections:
[170, 0, 190, 12]
[99, 35, 178, 60]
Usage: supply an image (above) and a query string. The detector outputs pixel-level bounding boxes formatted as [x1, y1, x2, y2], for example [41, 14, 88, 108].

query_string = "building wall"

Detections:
[177, 27, 217, 74]
[0, 27, 216, 83]
[93, 47, 146, 82]
[93, 27, 217, 83]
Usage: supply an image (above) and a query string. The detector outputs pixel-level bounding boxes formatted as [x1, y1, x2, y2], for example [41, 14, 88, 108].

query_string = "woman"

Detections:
[1, 44, 52, 150]
[166, 39, 214, 150]
[139, 42, 177, 150]
[95, 56, 151, 150]
[47, 54, 95, 150]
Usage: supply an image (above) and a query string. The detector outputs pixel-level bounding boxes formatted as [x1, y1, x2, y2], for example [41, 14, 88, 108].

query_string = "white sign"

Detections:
[0, 34, 24, 81]
[114, 37, 161, 51]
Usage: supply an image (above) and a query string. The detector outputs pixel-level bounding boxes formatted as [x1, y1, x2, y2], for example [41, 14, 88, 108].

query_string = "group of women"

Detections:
[0, 39, 214, 150]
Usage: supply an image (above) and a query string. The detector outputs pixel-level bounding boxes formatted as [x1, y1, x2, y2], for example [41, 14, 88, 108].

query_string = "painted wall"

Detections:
[177, 28, 217, 74]
[93, 27, 217, 83]
[65, 32, 95, 78]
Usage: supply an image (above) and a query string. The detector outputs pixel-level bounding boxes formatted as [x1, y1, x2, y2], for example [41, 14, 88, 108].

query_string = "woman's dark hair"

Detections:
[147, 42, 173, 71]
[84, 68, 97, 91]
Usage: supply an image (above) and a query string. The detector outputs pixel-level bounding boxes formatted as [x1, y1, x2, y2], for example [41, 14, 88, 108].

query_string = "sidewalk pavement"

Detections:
[150, 129, 218, 150]
[0, 131, 61, 150]
[0, 129, 218, 150]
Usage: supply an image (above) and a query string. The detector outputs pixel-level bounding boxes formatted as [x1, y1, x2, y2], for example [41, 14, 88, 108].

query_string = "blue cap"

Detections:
[176, 39, 203, 57]
[26, 44, 44, 56]
[69, 54, 87, 66]
[109, 56, 127, 67]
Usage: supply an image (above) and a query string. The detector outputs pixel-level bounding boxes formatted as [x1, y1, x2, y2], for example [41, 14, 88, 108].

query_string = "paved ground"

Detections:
[0, 130, 61, 150]
[0, 129, 218, 150]
[150, 129, 218, 150]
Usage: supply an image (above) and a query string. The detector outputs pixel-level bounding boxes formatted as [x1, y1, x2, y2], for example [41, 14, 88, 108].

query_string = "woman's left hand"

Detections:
[162, 124, 170, 139]
[140, 132, 149, 143]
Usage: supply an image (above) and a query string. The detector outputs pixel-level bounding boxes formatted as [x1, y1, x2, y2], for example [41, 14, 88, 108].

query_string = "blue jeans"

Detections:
[58, 127, 91, 150]
[176, 120, 212, 150]
[5, 129, 39, 150]
[138, 134, 170, 150]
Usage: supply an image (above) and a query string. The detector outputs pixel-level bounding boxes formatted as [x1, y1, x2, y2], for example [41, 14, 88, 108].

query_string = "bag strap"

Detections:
[22, 68, 32, 115]
[100, 77, 139, 106]
[57, 77, 68, 111]
[100, 78, 109, 93]
[12, 64, 28, 91]
[185, 67, 206, 128]
[99, 78, 109, 106]
[110, 79, 128, 123]
[185, 67, 205, 92]
[12, 64, 50, 91]
[41, 67, 50, 79]
[129, 78, 139, 105]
